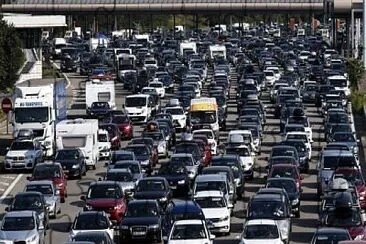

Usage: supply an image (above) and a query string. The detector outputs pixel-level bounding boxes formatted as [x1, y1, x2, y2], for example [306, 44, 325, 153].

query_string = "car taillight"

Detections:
[111, 136, 118, 141]
[124, 125, 131, 130]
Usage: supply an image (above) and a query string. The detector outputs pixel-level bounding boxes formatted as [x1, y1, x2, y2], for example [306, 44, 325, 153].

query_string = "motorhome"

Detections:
[209, 45, 226, 63]
[179, 42, 197, 57]
[13, 79, 67, 158]
[85, 79, 116, 110]
[56, 119, 99, 169]
[190, 97, 219, 139]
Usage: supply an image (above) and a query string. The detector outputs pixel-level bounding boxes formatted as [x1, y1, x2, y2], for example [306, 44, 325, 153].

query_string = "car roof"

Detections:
[26, 180, 54, 186]
[267, 177, 297, 184]
[170, 200, 202, 213]
[128, 199, 158, 205]
[35, 162, 62, 168]
[115, 160, 140, 165]
[107, 168, 132, 173]
[5, 210, 35, 218]
[252, 194, 282, 201]
[245, 219, 277, 225]
[113, 150, 135, 155]
[171, 153, 194, 158]
[89, 181, 122, 187]
[73, 231, 107, 237]
[315, 227, 350, 234]
[322, 149, 354, 157]
[174, 219, 205, 225]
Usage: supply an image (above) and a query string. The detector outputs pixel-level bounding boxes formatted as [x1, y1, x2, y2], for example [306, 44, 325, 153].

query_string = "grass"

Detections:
[42, 64, 61, 78]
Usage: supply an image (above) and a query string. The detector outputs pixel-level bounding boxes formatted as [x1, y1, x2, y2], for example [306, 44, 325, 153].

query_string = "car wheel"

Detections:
[92, 164, 96, 170]
[83, 165, 87, 176]
[78, 169, 82, 179]
[61, 197, 65, 203]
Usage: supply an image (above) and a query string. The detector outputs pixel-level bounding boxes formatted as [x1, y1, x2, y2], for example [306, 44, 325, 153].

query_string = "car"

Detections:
[4, 138, 44, 171]
[69, 211, 115, 241]
[55, 148, 87, 178]
[109, 114, 134, 140]
[268, 164, 303, 191]
[142, 131, 169, 158]
[174, 141, 203, 166]
[239, 219, 285, 244]
[163, 200, 205, 238]
[106, 150, 136, 169]
[27, 162, 68, 203]
[170, 153, 199, 181]
[225, 144, 255, 179]
[163, 106, 187, 130]
[113, 160, 145, 182]
[266, 177, 301, 218]
[70, 231, 114, 244]
[98, 129, 111, 160]
[0, 210, 46, 244]
[87, 101, 112, 119]
[149, 81, 165, 98]
[194, 191, 231, 234]
[192, 129, 218, 155]
[124, 144, 154, 173]
[284, 131, 312, 159]
[24, 180, 61, 218]
[119, 200, 163, 243]
[329, 132, 359, 158]
[6, 192, 49, 230]
[103, 168, 136, 196]
[81, 181, 127, 223]
[165, 219, 215, 244]
[157, 162, 190, 196]
[310, 227, 352, 244]
[99, 123, 123, 150]
[129, 137, 159, 166]
[133, 177, 172, 209]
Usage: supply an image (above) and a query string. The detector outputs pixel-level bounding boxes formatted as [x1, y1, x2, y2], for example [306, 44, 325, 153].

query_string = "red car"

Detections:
[335, 168, 366, 209]
[27, 162, 68, 203]
[81, 181, 127, 223]
[268, 164, 303, 191]
[99, 123, 122, 150]
[110, 115, 134, 140]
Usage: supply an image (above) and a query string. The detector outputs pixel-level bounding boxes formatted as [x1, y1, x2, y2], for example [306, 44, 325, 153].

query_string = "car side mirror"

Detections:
[5, 207, 9, 212]
[105, 162, 109, 167]
[80, 195, 86, 201]
[38, 224, 44, 230]
[357, 139, 360, 143]
[162, 236, 168, 241]
[141, 169, 146, 174]
[5, 147, 9, 151]
[26, 176, 31, 181]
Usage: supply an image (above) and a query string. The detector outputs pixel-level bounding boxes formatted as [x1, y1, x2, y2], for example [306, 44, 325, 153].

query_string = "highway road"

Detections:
[0, 64, 346, 244]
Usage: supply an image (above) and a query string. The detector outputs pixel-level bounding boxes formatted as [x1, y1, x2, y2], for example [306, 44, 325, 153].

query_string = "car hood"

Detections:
[158, 174, 186, 182]
[241, 239, 283, 244]
[133, 191, 167, 199]
[86, 198, 120, 208]
[276, 219, 290, 240]
[239, 156, 254, 166]
[55, 159, 79, 166]
[202, 208, 229, 219]
[121, 217, 159, 226]
[89, 108, 110, 113]
[6, 150, 34, 157]
[168, 240, 211, 244]
[0, 229, 36, 241]
[117, 182, 135, 191]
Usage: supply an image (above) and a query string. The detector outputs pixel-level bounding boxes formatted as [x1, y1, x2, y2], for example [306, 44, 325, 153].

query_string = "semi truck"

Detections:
[12, 79, 67, 158]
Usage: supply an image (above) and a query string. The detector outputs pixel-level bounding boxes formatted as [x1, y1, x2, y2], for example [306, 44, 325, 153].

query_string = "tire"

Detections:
[78, 169, 82, 179]
[83, 165, 87, 176]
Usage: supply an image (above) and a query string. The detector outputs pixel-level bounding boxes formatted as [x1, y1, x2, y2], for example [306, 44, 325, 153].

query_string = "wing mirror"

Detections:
[162, 236, 168, 242]
[80, 195, 86, 201]
[26, 176, 32, 181]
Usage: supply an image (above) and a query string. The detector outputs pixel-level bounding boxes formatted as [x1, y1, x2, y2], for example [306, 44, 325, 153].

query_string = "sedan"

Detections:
[55, 148, 87, 178]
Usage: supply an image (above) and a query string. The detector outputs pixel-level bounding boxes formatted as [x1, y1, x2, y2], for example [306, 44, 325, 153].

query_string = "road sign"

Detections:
[1, 97, 12, 114]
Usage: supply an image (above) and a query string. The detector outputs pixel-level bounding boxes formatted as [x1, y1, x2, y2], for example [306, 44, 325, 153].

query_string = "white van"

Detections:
[327, 75, 350, 97]
[98, 129, 111, 160]
[56, 119, 99, 169]
[85, 79, 116, 110]
[123, 94, 153, 123]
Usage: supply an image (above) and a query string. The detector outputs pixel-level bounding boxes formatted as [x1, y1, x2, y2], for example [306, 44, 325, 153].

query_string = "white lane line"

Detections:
[0, 182, 9, 186]
[0, 174, 23, 203]
[50, 61, 71, 89]
[0, 176, 15, 179]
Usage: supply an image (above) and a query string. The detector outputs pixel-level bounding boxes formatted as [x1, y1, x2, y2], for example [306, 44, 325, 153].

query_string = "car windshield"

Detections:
[87, 185, 121, 199]
[170, 156, 194, 166]
[190, 111, 216, 124]
[2, 217, 35, 231]
[125, 146, 149, 156]
[195, 181, 227, 194]
[159, 164, 186, 175]
[328, 113, 348, 123]
[171, 224, 207, 240]
[194, 131, 214, 139]
[287, 134, 307, 141]
[10, 141, 34, 150]
[74, 214, 109, 230]
[143, 132, 163, 141]
[332, 133, 356, 142]
[92, 102, 109, 109]
[126, 203, 158, 217]
[114, 163, 139, 174]
[112, 116, 129, 124]
[137, 180, 165, 191]
[25, 184, 53, 195]
[329, 79, 347, 88]
[125, 97, 147, 107]
[165, 108, 184, 115]
[326, 209, 362, 227]
[56, 150, 79, 160]
[313, 234, 350, 244]
[249, 200, 286, 219]
[211, 160, 240, 178]
[112, 153, 134, 163]
[305, 85, 317, 91]
[243, 224, 279, 239]
[12, 195, 43, 210]
[267, 180, 297, 194]
[323, 156, 357, 169]
[175, 144, 200, 156]
[105, 172, 133, 182]
[272, 148, 296, 158]
[226, 147, 251, 156]
[98, 133, 108, 142]
[270, 157, 296, 165]
[33, 166, 61, 179]
[195, 197, 226, 208]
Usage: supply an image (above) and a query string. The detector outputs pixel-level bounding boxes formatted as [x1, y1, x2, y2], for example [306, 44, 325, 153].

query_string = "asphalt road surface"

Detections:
[0, 64, 355, 244]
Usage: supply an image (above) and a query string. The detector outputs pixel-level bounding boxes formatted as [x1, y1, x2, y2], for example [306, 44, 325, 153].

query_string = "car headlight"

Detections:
[84, 204, 93, 210]
[72, 164, 80, 169]
[27, 234, 37, 242]
[292, 198, 299, 205]
[354, 146, 358, 154]
[220, 216, 229, 221]
[178, 180, 185, 184]
[159, 197, 167, 202]
[148, 224, 160, 230]
[120, 225, 129, 230]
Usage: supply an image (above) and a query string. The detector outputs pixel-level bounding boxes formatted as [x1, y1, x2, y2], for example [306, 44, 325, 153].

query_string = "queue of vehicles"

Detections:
[1, 25, 365, 244]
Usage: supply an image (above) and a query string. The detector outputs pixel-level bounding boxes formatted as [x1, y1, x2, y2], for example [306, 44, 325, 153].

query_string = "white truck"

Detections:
[12, 79, 67, 158]
[89, 37, 109, 51]
[56, 118, 99, 169]
[179, 42, 197, 57]
[85, 79, 116, 110]
[209, 45, 226, 63]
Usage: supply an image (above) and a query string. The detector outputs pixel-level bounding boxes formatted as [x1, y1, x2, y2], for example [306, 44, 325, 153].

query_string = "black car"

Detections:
[119, 200, 163, 242]
[157, 162, 190, 196]
[310, 227, 352, 244]
[133, 177, 172, 209]
[124, 144, 153, 173]
[6, 192, 49, 230]
[280, 139, 309, 173]
[55, 148, 87, 177]
[60, 54, 77, 72]
[87, 101, 112, 119]
[266, 177, 302, 218]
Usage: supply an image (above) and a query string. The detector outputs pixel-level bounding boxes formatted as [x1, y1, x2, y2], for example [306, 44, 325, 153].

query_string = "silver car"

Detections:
[170, 153, 198, 180]
[0, 210, 45, 244]
[24, 180, 61, 218]
[103, 168, 137, 194]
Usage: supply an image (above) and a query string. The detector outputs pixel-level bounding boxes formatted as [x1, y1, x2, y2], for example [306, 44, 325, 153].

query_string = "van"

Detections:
[123, 94, 153, 123]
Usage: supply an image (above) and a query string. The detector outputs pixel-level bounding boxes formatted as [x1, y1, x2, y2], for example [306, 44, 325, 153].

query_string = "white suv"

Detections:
[5, 139, 43, 171]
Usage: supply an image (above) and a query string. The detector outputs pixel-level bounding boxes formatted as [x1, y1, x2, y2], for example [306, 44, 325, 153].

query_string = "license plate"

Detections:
[133, 231, 146, 236]
[63, 170, 69, 174]
[171, 186, 177, 189]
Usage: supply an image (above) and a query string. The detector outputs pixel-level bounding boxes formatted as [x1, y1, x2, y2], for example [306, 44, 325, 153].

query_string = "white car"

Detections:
[69, 211, 114, 241]
[98, 129, 111, 160]
[166, 219, 215, 244]
[5, 139, 44, 171]
[194, 191, 231, 234]
[0, 210, 45, 244]
[149, 81, 165, 98]
[163, 106, 187, 129]
[264, 70, 276, 88]
[225, 145, 255, 178]
[192, 129, 217, 155]
[170, 153, 198, 180]
[285, 131, 312, 160]
[239, 219, 284, 244]
[227, 130, 257, 154]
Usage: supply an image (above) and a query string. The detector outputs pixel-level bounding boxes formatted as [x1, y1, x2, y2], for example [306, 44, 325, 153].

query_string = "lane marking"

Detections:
[0, 182, 9, 186]
[0, 176, 15, 179]
[0, 174, 23, 203]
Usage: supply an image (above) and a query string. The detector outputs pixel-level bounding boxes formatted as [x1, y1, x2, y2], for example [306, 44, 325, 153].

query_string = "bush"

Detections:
[351, 90, 366, 115]
[347, 58, 364, 89]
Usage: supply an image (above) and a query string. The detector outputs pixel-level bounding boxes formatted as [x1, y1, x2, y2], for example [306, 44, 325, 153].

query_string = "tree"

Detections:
[347, 58, 364, 88]
[0, 20, 24, 92]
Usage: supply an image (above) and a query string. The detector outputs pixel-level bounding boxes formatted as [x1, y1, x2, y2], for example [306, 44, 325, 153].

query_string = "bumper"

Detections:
[63, 168, 82, 177]
[129, 115, 147, 123]
[208, 219, 230, 233]
[5, 160, 34, 170]
[85, 158, 96, 166]
[99, 150, 111, 158]
[120, 228, 161, 241]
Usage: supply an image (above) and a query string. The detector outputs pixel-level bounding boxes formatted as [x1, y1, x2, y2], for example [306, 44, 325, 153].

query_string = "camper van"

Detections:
[85, 79, 116, 110]
[56, 119, 99, 169]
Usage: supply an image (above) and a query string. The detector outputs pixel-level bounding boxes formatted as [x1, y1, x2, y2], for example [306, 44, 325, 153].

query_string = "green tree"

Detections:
[347, 58, 364, 89]
[0, 20, 24, 92]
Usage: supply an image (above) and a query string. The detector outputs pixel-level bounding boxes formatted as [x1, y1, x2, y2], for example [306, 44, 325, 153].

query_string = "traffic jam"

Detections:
[0, 26, 364, 244]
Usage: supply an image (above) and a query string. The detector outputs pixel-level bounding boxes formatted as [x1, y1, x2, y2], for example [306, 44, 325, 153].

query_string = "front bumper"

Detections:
[99, 150, 111, 159]
[5, 159, 35, 170]
[120, 227, 161, 241]
[207, 218, 230, 233]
